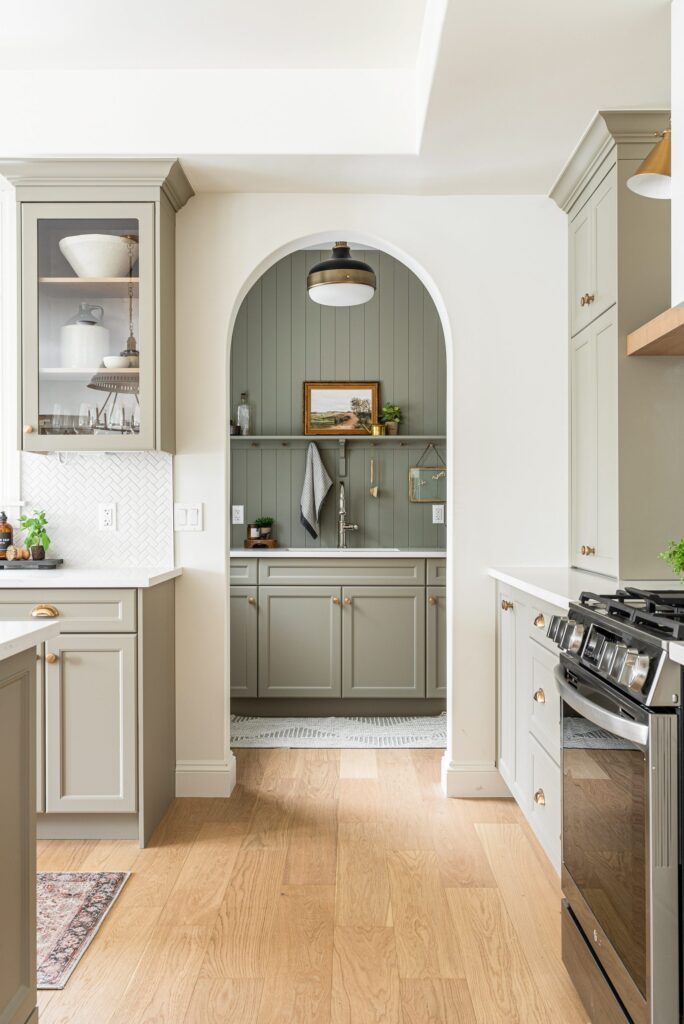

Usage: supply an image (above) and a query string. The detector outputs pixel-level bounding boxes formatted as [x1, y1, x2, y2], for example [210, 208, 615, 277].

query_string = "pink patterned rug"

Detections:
[37, 872, 129, 989]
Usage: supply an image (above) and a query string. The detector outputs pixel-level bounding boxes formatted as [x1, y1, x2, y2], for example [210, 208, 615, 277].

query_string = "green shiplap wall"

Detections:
[230, 249, 447, 550]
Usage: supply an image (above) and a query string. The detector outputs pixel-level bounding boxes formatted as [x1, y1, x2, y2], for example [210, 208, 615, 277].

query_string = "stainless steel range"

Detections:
[547, 587, 683, 1024]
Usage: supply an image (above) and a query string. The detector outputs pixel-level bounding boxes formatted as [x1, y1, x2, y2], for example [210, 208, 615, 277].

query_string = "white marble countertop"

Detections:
[0, 567, 182, 589]
[232, 548, 446, 559]
[0, 619, 61, 660]
[487, 566, 676, 611]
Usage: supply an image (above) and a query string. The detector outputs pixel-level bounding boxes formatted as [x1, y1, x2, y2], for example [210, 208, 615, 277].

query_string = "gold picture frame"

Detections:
[408, 466, 447, 503]
[303, 381, 379, 436]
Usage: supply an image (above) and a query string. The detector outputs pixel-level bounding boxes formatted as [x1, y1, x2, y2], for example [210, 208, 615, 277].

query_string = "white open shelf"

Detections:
[39, 367, 140, 382]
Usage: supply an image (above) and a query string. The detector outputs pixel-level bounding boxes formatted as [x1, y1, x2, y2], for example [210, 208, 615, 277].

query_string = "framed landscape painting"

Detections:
[303, 381, 379, 435]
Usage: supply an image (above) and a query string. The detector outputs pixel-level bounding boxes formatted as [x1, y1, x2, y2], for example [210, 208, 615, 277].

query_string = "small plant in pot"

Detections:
[19, 510, 51, 560]
[659, 539, 684, 582]
[254, 516, 274, 538]
[379, 403, 402, 435]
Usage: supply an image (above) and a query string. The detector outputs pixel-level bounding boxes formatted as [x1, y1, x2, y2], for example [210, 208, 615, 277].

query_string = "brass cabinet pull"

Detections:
[23, 424, 34, 434]
[428, 596, 437, 606]
[344, 597, 352, 606]
[46, 653, 58, 664]
[534, 788, 546, 806]
[580, 545, 596, 556]
[580, 293, 595, 306]
[30, 603, 59, 619]
[332, 596, 340, 605]
[247, 596, 256, 605]
[533, 688, 546, 704]
[501, 599, 513, 611]
[534, 613, 545, 629]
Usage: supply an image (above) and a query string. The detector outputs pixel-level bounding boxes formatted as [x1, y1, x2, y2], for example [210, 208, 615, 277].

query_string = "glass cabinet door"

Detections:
[21, 202, 155, 450]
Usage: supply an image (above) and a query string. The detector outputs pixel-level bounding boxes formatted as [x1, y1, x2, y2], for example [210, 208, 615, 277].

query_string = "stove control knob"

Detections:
[627, 653, 650, 692]
[598, 642, 618, 674]
[546, 615, 564, 643]
[567, 623, 585, 653]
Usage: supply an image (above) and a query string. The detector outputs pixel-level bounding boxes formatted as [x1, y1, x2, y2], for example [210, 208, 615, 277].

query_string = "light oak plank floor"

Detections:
[37, 748, 587, 1024]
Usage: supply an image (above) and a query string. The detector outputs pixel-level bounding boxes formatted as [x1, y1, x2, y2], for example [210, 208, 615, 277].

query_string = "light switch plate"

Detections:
[98, 503, 117, 531]
[432, 504, 445, 525]
[174, 502, 204, 532]
[232, 505, 245, 525]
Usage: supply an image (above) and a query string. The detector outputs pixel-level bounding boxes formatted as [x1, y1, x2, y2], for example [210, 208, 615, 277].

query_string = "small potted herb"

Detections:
[659, 539, 684, 582]
[379, 403, 402, 435]
[254, 516, 274, 538]
[20, 510, 51, 561]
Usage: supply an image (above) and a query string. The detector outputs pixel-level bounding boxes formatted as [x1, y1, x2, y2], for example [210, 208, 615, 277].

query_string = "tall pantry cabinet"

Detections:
[551, 110, 683, 579]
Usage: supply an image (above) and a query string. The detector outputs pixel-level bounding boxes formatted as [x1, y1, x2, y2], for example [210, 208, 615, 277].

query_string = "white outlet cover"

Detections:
[432, 503, 445, 525]
[232, 505, 245, 525]
[174, 502, 203, 532]
[98, 502, 117, 531]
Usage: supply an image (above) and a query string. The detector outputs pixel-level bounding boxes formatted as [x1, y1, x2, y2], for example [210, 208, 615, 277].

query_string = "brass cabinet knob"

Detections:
[344, 597, 352, 606]
[428, 596, 437, 606]
[23, 424, 34, 434]
[534, 788, 546, 806]
[581, 545, 596, 556]
[46, 653, 58, 664]
[332, 596, 340, 605]
[586, 293, 595, 304]
[30, 603, 59, 618]
[533, 688, 546, 704]
[247, 596, 256, 605]
[534, 613, 545, 629]
[501, 599, 513, 611]
[580, 293, 595, 306]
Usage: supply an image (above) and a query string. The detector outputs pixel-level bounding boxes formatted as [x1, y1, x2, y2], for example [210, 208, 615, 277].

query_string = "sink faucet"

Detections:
[337, 482, 359, 548]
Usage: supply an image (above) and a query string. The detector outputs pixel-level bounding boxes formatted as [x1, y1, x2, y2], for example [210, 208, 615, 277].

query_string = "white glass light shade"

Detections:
[308, 282, 376, 306]
[625, 171, 671, 200]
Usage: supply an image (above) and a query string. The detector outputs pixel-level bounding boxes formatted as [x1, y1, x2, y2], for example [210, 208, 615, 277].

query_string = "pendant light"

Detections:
[626, 129, 671, 199]
[307, 242, 376, 306]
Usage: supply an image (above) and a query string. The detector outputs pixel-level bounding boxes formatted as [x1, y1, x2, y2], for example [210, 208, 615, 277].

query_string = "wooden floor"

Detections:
[37, 748, 588, 1024]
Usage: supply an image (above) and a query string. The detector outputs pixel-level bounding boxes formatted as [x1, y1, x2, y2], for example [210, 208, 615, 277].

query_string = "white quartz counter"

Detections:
[232, 548, 445, 559]
[0, 567, 182, 589]
[487, 566, 676, 611]
[0, 619, 60, 659]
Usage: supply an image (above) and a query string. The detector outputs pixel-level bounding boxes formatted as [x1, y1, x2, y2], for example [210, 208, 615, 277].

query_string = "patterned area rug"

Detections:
[230, 713, 447, 748]
[37, 872, 129, 989]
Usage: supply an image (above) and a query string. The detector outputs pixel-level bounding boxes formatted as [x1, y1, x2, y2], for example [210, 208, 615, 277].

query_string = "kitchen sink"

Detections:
[285, 547, 400, 553]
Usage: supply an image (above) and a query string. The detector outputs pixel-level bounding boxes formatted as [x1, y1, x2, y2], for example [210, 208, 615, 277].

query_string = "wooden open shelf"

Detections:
[230, 434, 445, 443]
[39, 277, 140, 284]
[40, 367, 139, 382]
[627, 307, 684, 356]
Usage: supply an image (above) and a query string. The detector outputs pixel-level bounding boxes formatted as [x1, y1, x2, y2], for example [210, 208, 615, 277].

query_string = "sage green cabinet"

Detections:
[44, 633, 137, 814]
[230, 587, 258, 697]
[569, 164, 617, 337]
[341, 586, 425, 699]
[426, 586, 446, 698]
[259, 586, 342, 697]
[36, 648, 44, 814]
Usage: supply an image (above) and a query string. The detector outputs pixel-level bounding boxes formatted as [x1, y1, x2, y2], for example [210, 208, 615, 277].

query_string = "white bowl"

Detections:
[103, 356, 130, 369]
[59, 234, 138, 279]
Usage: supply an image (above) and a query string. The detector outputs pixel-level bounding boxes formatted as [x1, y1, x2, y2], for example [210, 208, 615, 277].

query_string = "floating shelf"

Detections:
[40, 367, 139, 382]
[230, 434, 446, 443]
[39, 277, 140, 285]
[39, 277, 140, 299]
[627, 307, 684, 356]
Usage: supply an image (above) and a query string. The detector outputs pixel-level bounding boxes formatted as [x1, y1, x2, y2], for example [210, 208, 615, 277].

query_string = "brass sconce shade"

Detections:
[626, 129, 671, 199]
[307, 242, 376, 307]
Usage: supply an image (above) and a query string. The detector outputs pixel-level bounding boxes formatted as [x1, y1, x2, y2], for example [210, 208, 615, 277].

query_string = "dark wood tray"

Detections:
[0, 558, 64, 570]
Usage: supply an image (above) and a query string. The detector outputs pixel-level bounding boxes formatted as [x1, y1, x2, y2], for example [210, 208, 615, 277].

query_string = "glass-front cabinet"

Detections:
[22, 202, 155, 450]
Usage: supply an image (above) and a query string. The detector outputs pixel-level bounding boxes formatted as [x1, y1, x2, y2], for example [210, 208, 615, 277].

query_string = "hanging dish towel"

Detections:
[300, 442, 333, 539]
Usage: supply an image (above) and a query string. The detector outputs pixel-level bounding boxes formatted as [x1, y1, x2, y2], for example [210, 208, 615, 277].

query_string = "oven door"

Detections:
[555, 662, 679, 1024]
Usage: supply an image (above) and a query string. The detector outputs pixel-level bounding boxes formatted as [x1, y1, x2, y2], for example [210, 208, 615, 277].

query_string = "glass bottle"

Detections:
[237, 392, 251, 436]
[0, 512, 13, 560]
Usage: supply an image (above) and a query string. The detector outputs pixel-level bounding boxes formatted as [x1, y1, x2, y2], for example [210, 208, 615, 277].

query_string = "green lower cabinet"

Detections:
[259, 586, 342, 697]
[341, 586, 425, 698]
[426, 586, 446, 698]
[230, 587, 258, 697]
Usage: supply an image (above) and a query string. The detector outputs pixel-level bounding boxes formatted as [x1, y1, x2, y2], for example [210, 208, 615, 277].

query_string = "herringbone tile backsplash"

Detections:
[21, 451, 173, 567]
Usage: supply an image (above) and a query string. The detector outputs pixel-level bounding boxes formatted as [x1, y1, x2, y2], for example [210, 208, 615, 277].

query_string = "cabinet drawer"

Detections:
[526, 597, 566, 652]
[426, 559, 447, 586]
[230, 559, 258, 585]
[528, 734, 561, 870]
[528, 639, 560, 762]
[0, 589, 136, 632]
[258, 558, 425, 587]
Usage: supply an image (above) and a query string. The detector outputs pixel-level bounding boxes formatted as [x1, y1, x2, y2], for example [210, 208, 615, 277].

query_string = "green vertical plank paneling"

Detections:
[364, 447, 380, 547]
[393, 262, 410, 431]
[423, 294, 440, 436]
[291, 251, 306, 434]
[348, 445, 366, 548]
[318, 445, 338, 548]
[378, 252, 395, 410]
[320, 303, 336, 380]
[276, 448, 292, 547]
[305, 268, 321, 383]
[349, 304, 365, 379]
[378, 445, 395, 550]
[393, 448, 409, 549]
[246, 284, 263, 434]
[231, 301, 248, 425]
[261, 266, 278, 433]
[246, 449, 262, 544]
[276, 259, 292, 433]
[408, 447, 425, 549]
[290, 445, 308, 548]
[230, 448, 248, 547]
[363, 251, 380, 380]
[261, 448, 277, 529]
[335, 307, 350, 380]
[408, 271, 424, 436]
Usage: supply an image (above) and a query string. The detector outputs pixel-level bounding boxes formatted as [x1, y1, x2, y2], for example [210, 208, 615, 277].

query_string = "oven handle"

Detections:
[553, 665, 649, 749]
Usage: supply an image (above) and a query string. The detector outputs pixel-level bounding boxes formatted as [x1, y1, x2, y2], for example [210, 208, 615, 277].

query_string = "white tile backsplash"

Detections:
[20, 451, 173, 568]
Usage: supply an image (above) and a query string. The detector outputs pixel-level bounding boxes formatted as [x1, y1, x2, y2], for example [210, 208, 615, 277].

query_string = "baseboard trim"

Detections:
[441, 756, 512, 798]
[37, 813, 139, 840]
[175, 756, 237, 797]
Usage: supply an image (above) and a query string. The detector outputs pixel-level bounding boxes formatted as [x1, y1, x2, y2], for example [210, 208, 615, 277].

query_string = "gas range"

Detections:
[547, 586, 682, 708]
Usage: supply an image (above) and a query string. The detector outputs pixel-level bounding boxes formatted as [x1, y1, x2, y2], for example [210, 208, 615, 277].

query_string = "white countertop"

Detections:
[487, 566, 677, 611]
[232, 548, 445, 559]
[0, 567, 182, 589]
[0, 619, 61, 660]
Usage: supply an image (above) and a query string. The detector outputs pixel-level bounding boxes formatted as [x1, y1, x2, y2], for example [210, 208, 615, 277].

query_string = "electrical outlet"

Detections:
[432, 504, 445, 525]
[98, 503, 117, 531]
[232, 505, 245, 525]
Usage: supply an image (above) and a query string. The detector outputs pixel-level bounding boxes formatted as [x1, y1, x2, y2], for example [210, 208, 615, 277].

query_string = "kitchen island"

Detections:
[0, 619, 61, 1024]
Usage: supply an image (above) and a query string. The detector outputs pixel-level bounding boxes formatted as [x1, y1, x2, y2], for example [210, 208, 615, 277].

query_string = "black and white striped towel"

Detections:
[300, 442, 333, 539]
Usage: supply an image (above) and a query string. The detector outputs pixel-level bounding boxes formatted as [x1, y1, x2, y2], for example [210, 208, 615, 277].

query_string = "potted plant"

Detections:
[19, 510, 51, 560]
[254, 516, 274, 538]
[379, 402, 402, 435]
[659, 539, 684, 582]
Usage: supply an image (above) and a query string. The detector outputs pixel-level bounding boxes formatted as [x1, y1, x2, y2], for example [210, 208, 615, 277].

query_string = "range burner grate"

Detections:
[579, 587, 684, 640]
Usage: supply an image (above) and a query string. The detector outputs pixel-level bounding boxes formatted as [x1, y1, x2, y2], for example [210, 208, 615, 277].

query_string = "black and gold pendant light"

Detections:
[627, 128, 671, 199]
[307, 242, 376, 306]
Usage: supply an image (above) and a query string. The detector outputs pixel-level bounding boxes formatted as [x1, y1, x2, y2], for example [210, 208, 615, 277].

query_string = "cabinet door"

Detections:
[342, 587, 425, 698]
[570, 201, 594, 337]
[36, 645, 45, 813]
[426, 586, 446, 698]
[570, 164, 617, 337]
[259, 586, 341, 697]
[497, 589, 516, 790]
[22, 202, 155, 451]
[45, 634, 137, 813]
[230, 587, 258, 697]
[571, 327, 597, 567]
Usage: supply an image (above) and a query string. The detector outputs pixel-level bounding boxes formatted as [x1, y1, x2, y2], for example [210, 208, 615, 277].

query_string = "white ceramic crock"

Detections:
[60, 323, 111, 368]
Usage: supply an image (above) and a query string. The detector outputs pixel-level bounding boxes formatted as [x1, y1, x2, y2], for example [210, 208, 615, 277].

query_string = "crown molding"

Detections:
[549, 109, 670, 213]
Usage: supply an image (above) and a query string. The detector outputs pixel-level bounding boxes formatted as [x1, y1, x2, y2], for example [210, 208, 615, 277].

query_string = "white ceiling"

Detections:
[0, 0, 671, 195]
[0, 0, 427, 70]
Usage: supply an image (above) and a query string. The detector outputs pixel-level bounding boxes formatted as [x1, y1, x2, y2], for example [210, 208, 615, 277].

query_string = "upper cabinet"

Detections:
[0, 159, 194, 453]
[569, 165, 617, 337]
